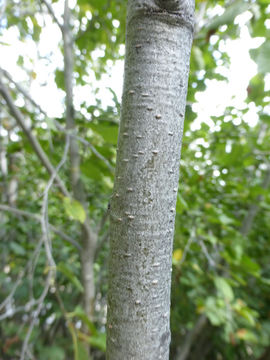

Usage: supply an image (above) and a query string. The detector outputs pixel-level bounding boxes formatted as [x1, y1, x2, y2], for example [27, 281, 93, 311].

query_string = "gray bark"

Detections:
[62, 0, 97, 327]
[106, 1, 194, 359]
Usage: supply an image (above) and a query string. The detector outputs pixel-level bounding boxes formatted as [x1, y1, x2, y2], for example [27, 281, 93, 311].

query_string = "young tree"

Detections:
[106, 1, 195, 359]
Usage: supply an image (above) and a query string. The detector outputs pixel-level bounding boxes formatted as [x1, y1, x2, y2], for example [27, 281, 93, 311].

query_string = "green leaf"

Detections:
[81, 161, 103, 181]
[57, 262, 84, 293]
[240, 255, 260, 276]
[214, 277, 234, 302]
[88, 333, 106, 352]
[55, 69, 65, 90]
[63, 197, 86, 223]
[236, 329, 258, 343]
[219, 213, 234, 225]
[204, 297, 226, 326]
[10, 242, 26, 256]
[238, 308, 257, 326]
[89, 123, 119, 144]
[176, 193, 188, 214]
[192, 46, 205, 70]
[40, 346, 65, 360]
[247, 74, 265, 102]
[77, 341, 89, 360]
[68, 306, 97, 335]
[206, 1, 250, 30]
[250, 41, 270, 74]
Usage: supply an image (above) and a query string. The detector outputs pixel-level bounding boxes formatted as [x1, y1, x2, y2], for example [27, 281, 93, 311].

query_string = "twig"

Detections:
[0, 204, 81, 250]
[40, 134, 70, 269]
[0, 67, 47, 117]
[0, 299, 37, 321]
[176, 315, 208, 360]
[0, 239, 43, 313]
[0, 271, 25, 312]
[1, 67, 114, 173]
[73, 133, 114, 173]
[179, 227, 196, 266]
[199, 239, 216, 268]
[0, 0, 6, 20]
[20, 270, 53, 360]
[39, 0, 63, 30]
[0, 79, 69, 197]
[240, 165, 270, 236]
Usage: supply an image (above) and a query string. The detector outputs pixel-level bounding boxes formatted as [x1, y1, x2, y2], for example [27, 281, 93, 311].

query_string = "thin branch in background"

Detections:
[0, 239, 43, 315]
[0, 68, 47, 117]
[20, 136, 70, 360]
[240, 164, 270, 236]
[0, 0, 6, 20]
[0, 299, 37, 321]
[39, 0, 63, 30]
[74, 133, 115, 174]
[20, 270, 53, 360]
[0, 78, 70, 197]
[176, 315, 208, 360]
[0, 270, 25, 312]
[0, 204, 81, 250]
[1, 67, 115, 173]
[199, 239, 216, 268]
[40, 134, 70, 269]
[179, 227, 196, 266]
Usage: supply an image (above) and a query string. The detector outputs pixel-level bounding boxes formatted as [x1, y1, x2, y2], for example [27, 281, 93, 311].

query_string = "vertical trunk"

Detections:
[63, 0, 97, 340]
[107, 1, 194, 359]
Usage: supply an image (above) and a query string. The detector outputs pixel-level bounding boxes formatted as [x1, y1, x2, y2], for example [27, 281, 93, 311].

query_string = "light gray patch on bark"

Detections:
[107, 0, 194, 359]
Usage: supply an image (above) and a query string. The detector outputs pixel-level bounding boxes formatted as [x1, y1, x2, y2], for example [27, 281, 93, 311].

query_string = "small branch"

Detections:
[40, 134, 70, 269]
[0, 78, 69, 197]
[0, 299, 37, 321]
[179, 227, 196, 266]
[75, 133, 114, 174]
[20, 270, 53, 360]
[0, 204, 81, 250]
[0, 0, 6, 20]
[1, 67, 114, 173]
[240, 165, 270, 236]
[0, 239, 43, 313]
[199, 239, 216, 268]
[0, 270, 25, 312]
[39, 0, 63, 30]
[176, 315, 208, 360]
[1, 67, 47, 117]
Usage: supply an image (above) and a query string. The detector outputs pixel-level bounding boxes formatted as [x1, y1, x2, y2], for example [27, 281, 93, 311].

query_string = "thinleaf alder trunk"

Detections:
[107, 1, 194, 359]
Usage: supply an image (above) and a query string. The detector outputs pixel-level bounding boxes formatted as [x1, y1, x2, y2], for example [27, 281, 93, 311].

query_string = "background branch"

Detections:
[0, 78, 69, 197]
[39, 0, 63, 30]
[0, 204, 81, 250]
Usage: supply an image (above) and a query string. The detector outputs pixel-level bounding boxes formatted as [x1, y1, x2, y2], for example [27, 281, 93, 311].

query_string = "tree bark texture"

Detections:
[107, 1, 194, 359]
[63, 0, 97, 340]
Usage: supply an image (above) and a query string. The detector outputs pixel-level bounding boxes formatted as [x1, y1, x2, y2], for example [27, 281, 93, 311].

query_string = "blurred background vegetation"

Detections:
[0, 0, 270, 359]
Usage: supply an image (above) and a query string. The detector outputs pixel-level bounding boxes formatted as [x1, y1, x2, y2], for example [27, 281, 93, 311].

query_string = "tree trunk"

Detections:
[62, 2, 97, 356]
[106, 1, 194, 359]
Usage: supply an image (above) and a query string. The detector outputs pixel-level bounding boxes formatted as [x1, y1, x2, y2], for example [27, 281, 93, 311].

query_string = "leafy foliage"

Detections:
[0, 0, 269, 359]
